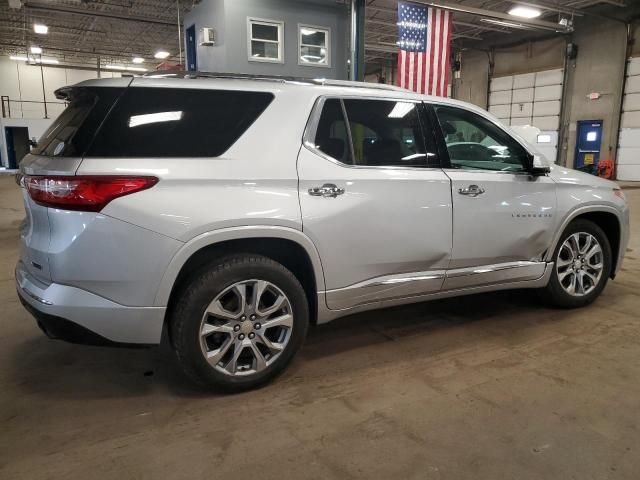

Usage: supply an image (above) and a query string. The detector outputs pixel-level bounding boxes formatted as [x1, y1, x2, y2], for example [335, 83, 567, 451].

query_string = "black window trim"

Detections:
[303, 94, 442, 170]
[426, 101, 535, 176]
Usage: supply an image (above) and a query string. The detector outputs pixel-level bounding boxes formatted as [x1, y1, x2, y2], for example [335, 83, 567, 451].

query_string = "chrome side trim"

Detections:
[443, 261, 547, 290]
[316, 262, 554, 324]
[325, 270, 446, 310]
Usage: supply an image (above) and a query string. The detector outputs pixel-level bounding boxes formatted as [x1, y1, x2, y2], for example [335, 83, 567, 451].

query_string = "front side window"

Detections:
[248, 18, 283, 63]
[87, 88, 274, 157]
[299, 25, 330, 67]
[434, 105, 530, 172]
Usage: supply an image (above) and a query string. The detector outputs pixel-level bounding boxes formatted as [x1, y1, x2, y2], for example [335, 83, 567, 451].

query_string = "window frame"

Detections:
[303, 95, 440, 170]
[298, 23, 331, 68]
[247, 17, 284, 64]
[426, 102, 534, 175]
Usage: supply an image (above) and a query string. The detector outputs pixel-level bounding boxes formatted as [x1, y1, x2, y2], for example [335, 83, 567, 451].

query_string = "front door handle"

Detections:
[458, 184, 485, 197]
[308, 183, 345, 198]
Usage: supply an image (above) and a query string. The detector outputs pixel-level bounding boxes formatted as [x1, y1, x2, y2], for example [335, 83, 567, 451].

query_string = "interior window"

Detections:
[342, 99, 430, 167]
[434, 105, 530, 172]
[313, 99, 351, 164]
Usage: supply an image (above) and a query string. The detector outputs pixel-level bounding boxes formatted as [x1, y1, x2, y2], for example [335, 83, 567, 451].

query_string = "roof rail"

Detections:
[141, 71, 409, 93]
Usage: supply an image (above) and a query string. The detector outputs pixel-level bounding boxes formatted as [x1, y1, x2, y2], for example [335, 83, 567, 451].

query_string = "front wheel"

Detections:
[170, 255, 309, 391]
[540, 219, 612, 308]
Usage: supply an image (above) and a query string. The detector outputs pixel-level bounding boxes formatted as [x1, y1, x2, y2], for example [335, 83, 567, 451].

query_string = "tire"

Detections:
[540, 219, 612, 308]
[170, 254, 309, 392]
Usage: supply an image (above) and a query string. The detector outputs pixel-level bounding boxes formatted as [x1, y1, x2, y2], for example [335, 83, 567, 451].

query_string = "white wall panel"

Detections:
[534, 84, 563, 101]
[512, 87, 534, 103]
[532, 116, 560, 131]
[490, 76, 513, 92]
[533, 100, 561, 116]
[513, 73, 535, 89]
[623, 92, 640, 112]
[488, 104, 511, 118]
[617, 146, 640, 165]
[627, 57, 640, 77]
[625, 75, 640, 94]
[622, 111, 640, 128]
[616, 164, 640, 180]
[534, 69, 563, 87]
[510, 117, 531, 126]
[489, 90, 512, 105]
[618, 128, 640, 147]
[510, 102, 533, 118]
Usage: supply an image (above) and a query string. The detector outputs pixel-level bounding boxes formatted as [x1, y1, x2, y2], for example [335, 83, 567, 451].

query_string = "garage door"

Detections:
[617, 57, 640, 181]
[488, 68, 563, 163]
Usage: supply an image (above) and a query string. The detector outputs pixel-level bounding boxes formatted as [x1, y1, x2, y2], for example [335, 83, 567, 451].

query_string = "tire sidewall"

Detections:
[172, 255, 309, 391]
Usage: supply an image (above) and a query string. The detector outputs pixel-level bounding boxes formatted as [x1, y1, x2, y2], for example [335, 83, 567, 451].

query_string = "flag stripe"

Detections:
[396, 2, 451, 97]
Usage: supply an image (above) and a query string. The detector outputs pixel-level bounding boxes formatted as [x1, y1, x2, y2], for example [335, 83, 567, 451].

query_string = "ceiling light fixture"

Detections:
[508, 6, 542, 18]
[154, 50, 170, 59]
[105, 65, 126, 70]
[9, 55, 28, 61]
[132, 57, 144, 64]
[34, 24, 48, 34]
[30, 46, 42, 54]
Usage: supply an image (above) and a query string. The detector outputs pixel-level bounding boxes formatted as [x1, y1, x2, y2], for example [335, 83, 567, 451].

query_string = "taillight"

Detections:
[25, 175, 158, 212]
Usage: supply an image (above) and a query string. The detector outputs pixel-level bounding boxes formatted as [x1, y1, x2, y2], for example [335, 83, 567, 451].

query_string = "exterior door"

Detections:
[574, 120, 603, 175]
[298, 97, 452, 310]
[429, 103, 557, 289]
[186, 24, 197, 71]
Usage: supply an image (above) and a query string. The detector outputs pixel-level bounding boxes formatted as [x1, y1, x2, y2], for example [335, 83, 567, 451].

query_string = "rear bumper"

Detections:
[16, 261, 165, 345]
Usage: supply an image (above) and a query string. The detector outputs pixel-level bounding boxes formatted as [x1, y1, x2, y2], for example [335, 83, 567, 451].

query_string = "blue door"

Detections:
[186, 24, 197, 71]
[574, 120, 603, 175]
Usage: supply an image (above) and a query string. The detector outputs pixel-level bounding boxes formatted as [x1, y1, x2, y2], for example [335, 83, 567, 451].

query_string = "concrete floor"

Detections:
[1, 175, 639, 480]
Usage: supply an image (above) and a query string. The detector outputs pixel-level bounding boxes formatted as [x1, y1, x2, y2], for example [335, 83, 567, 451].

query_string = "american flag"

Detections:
[396, 1, 452, 96]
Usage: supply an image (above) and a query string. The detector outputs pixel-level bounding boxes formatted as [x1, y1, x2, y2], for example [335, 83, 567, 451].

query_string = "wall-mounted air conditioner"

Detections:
[199, 28, 215, 46]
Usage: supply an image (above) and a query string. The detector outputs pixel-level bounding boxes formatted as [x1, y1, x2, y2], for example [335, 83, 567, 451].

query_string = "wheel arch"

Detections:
[545, 206, 623, 278]
[155, 226, 326, 324]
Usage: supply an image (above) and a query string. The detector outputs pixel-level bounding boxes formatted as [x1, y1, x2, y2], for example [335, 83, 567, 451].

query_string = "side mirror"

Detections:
[528, 154, 551, 176]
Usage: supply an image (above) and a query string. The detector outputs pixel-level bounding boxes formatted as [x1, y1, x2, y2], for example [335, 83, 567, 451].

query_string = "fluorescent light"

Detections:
[132, 57, 144, 64]
[126, 66, 147, 72]
[9, 55, 28, 61]
[480, 18, 532, 30]
[105, 65, 126, 70]
[300, 28, 318, 36]
[34, 24, 48, 34]
[154, 50, 170, 59]
[508, 6, 542, 18]
[30, 46, 42, 54]
[388, 102, 415, 118]
[39, 58, 59, 64]
[128, 111, 182, 128]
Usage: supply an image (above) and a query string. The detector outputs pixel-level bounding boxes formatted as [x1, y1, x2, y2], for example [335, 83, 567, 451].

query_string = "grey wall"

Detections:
[456, 18, 633, 171]
[184, 0, 349, 79]
[454, 49, 489, 109]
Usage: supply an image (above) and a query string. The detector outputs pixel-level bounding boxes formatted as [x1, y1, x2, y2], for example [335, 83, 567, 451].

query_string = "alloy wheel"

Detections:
[556, 232, 604, 297]
[199, 279, 294, 376]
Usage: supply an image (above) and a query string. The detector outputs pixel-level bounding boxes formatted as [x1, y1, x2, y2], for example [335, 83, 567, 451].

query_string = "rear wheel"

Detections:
[170, 255, 309, 391]
[541, 219, 612, 308]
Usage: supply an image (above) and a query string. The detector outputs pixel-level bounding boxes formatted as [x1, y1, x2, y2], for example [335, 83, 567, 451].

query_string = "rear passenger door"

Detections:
[297, 97, 453, 311]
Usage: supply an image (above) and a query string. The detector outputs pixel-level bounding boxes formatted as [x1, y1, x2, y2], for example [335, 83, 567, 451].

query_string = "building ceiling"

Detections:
[0, 0, 197, 69]
[0, 0, 634, 71]
[363, 0, 632, 68]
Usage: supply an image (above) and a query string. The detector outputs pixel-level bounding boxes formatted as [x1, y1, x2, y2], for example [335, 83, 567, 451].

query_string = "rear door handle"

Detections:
[308, 183, 345, 198]
[458, 184, 485, 197]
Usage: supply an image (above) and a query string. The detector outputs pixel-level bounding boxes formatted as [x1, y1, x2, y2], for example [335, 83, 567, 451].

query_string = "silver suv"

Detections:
[16, 73, 630, 390]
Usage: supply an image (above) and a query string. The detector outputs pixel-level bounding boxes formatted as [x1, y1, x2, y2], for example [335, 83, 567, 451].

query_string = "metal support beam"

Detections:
[350, 0, 365, 81]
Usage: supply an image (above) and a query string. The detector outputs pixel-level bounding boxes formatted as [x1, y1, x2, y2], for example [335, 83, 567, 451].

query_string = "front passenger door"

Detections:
[430, 104, 557, 289]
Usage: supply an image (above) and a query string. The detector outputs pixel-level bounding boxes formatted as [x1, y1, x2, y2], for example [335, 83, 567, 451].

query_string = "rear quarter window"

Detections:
[86, 87, 274, 157]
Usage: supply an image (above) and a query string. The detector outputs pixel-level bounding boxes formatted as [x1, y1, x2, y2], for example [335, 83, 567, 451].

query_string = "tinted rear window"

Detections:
[87, 87, 274, 157]
[33, 87, 123, 157]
